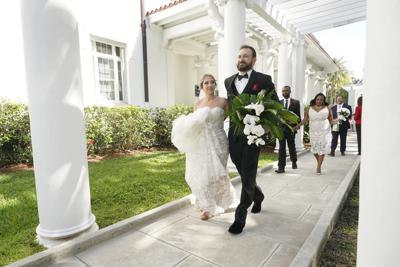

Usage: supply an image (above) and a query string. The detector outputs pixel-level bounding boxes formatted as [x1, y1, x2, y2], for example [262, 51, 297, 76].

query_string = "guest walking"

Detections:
[330, 95, 352, 156]
[295, 93, 335, 174]
[354, 96, 363, 155]
[276, 85, 301, 173]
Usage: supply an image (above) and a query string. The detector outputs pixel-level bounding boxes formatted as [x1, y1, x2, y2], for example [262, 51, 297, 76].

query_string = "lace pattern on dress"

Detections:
[309, 107, 332, 155]
[172, 107, 236, 215]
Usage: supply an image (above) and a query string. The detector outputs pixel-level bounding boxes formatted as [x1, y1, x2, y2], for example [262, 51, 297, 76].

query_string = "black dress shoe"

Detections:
[329, 151, 335, 157]
[228, 221, 245, 234]
[251, 194, 265, 213]
[292, 162, 297, 169]
[341, 152, 345, 156]
[275, 169, 285, 173]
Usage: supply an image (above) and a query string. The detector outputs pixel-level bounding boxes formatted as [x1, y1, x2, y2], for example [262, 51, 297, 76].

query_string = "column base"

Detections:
[36, 222, 99, 248]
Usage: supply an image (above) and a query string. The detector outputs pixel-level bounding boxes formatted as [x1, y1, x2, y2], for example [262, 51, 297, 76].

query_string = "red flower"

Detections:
[252, 84, 259, 91]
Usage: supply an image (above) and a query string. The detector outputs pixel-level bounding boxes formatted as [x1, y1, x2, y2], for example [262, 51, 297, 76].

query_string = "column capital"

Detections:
[208, 0, 224, 33]
[260, 48, 278, 57]
[257, 38, 274, 54]
[292, 37, 308, 48]
[305, 65, 315, 77]
[216, 0, 248, 7]
[276, 34, 295, 46]
[194, 56, 214, 68]
[315, 71, 328, 81]
[215, 0, 228, 6]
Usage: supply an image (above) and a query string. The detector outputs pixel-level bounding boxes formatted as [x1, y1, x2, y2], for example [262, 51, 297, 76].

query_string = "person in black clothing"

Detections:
[224, 45, 279, 234]
[275, 86, 301, 173]
[330, 95, 352, 156]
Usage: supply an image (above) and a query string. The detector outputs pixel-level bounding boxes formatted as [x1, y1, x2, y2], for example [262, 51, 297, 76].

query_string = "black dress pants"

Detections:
[331, 126, 348, 153]
[229, 137, 263, 224]
[278, 129, 297, 170]
[356, 124, 361, 154]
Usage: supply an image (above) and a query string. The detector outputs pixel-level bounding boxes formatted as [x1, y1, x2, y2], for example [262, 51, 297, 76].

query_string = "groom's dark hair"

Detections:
[240, 45, 257, 58]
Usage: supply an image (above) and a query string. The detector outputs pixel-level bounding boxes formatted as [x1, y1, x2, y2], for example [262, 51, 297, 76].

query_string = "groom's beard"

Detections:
[237, 61, 252, 72]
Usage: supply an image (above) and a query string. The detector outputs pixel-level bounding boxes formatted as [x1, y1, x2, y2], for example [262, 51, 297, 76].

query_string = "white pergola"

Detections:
[21, 0, 400, 266]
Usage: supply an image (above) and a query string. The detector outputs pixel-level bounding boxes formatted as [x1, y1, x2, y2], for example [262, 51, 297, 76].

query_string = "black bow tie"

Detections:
[237, 73, 248, 81]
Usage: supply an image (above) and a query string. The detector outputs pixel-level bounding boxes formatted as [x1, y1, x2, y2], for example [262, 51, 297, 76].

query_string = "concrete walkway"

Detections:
[11, 133, 360, 267]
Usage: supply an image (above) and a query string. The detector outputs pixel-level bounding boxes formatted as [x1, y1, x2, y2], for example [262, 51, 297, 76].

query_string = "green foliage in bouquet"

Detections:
[229, 90, 299, 141]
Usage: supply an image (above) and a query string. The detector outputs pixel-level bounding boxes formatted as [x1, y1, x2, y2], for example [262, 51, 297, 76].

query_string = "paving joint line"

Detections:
[260, 243, 281, 267]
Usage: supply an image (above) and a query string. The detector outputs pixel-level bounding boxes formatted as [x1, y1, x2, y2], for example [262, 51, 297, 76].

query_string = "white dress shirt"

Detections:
[283, 98, 291, 109]
[337, 103, 343, 113]
[234, 70, 253, 94]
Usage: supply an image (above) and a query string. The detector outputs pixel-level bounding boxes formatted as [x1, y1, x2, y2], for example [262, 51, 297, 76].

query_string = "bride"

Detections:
[172, 74, 236, 220]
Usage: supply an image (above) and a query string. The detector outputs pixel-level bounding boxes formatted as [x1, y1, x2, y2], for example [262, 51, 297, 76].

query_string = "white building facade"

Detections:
[1, 0, 336, 109]
[1, 0, 145, 106]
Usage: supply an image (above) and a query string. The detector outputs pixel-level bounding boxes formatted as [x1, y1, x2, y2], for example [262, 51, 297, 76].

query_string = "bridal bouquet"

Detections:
[229, 90, 299, 146]
[332, 107, 351, 132]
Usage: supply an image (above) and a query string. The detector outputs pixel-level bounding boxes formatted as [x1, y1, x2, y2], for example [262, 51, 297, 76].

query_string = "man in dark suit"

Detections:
[330, 95, 352, 156]
[275, 85, 301, 173]
[225, 45, 278, 234]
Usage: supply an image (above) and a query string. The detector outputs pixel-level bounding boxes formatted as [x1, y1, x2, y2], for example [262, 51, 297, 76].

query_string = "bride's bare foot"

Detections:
[200, 211, 210, 220]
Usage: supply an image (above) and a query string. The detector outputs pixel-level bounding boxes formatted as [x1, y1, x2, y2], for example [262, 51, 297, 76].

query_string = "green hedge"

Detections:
[0, 100, 32, 167]
[0, 100, 192, 168]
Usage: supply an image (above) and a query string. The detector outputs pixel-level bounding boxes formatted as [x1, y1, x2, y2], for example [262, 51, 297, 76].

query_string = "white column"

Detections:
[357, 1, 400, 266]
[291, 37, 307, 151]
[315, 71, 325, 94]
[347, 85, 356, 108]
[277, 36, 293, 98]
[216, 33, 227, 97]
[222, 0, 246, 78]
[305, 65, 315, 104]
[259, 39, 277, 80]
[20, 0, 97, 247]
[209, 0, 226, 97]
[322, 78, 329, 96]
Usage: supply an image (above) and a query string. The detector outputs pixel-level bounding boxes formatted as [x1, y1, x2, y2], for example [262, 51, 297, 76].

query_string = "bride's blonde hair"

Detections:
[199, 74, 217, 89]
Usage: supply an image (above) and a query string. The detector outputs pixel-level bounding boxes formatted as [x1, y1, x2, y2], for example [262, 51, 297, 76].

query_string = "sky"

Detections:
[313, 20, 366, 79]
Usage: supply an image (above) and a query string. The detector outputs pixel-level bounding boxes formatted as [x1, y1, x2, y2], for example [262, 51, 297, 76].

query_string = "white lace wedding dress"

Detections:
[171, 107, 236, 215]
[309, 107, 332, 155]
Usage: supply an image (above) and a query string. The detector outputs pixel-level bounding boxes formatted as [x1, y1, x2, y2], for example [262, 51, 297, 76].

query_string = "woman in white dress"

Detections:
[171, 74, 236, 220]
[295, 93, 336, 174]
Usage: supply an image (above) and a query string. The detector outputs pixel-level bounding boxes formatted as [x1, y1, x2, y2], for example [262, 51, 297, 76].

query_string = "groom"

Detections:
[225, 45, 278, 234]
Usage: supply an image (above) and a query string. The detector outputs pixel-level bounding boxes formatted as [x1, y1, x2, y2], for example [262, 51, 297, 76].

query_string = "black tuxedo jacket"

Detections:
[224, 70, 278, 141]
[280, 98, 301, 120]
[332, 103, 352, 129]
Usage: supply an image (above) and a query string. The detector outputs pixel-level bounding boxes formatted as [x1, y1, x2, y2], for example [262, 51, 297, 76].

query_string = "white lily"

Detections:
[243, 124, 253, 135]
[243, 114, 260, 125]
[255, 138, 265, 146]
[247, 135, 258, 145]
[251, 124, 265, 137]
[340, 108, 350, 117]
[245, 102, 264, 116]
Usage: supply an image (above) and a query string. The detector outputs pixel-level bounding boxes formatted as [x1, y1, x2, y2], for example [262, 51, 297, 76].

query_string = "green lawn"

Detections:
[319, 177, 359, 266]
[258, 150, 278, 169]
[0, 150, 276, 265]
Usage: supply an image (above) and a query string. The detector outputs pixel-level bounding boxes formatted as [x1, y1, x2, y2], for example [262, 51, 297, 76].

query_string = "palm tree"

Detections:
[326, 57, 352, 104]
